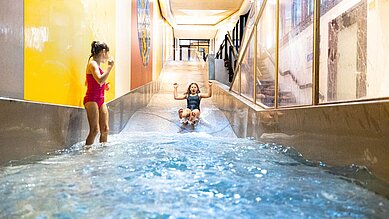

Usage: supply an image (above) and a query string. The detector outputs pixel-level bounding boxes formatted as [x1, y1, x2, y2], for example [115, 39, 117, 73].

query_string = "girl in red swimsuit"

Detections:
[84, 41, 114, 146]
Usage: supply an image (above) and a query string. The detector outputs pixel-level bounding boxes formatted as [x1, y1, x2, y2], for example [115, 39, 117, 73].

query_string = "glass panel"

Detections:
[279, 0, 314, 106]
[239, 4, 256, 61]
[319, 0, 380, 103]
[232, 67, 241, 94]
[174, 48, 180, 61]
[256, 0, 276, 107]
[256, 0, 265, 16]
[181, 47, 189, 61]
[180, 40, 190, 45]
[240, 34, 255, 101]
[189, 48, 197, 61]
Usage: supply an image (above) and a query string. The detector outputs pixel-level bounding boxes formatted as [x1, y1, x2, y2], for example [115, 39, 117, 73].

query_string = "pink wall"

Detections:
[131, 0, 153, 90]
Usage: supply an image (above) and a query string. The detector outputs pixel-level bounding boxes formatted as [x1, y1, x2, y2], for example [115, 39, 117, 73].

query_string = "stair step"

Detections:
[255, 79, 297, 106]
[257, 80, 274, 85]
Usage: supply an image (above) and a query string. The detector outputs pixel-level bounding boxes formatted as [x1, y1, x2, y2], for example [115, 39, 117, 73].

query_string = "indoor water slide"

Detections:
[121, 61, 236, 137]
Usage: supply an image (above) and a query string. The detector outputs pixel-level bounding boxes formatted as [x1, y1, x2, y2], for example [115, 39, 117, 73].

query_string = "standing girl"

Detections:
[84, 41, 114, 146]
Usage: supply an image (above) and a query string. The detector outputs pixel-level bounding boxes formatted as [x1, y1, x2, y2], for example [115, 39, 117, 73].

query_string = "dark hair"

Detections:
[185, 83, 200, 95]
[88, 41, 109, 61]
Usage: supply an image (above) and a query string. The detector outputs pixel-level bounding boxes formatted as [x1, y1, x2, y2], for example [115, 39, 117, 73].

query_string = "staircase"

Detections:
[213, 10, 303, 107]
[256, 57, 297, 107]
[215, 12, 249, 85]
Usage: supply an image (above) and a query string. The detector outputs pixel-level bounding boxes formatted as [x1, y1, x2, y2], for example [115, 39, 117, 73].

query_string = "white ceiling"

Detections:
[159, 0, 249, 39]
[169, 0, 243, 25]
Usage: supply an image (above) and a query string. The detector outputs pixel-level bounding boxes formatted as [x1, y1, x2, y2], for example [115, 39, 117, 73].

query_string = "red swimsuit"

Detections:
[83, 68, 106, 109]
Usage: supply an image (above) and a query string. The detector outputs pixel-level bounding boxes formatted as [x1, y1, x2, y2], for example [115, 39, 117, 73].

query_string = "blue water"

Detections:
[1, 132, 388, 218]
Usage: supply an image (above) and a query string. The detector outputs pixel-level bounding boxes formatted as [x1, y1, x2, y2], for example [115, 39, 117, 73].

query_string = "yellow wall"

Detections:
[24, 0, 116, 107]
[152, 2, 174, 80]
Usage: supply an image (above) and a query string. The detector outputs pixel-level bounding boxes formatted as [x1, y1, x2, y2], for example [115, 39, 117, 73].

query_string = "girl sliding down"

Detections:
[173, 81, 213, 125]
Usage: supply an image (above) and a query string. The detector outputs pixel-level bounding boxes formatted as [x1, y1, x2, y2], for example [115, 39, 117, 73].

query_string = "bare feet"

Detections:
[83, 144, 92, 151]
[178, 108, 183, 119]
[178, 108, 189, 124]
[188, 112, 199, 125]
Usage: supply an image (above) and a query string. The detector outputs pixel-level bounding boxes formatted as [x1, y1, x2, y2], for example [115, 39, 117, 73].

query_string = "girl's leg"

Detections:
[99, 103, 109, 143]
[190, 109, 200, 123]
[192, 109, 200, 119]
[85, 102, 100, 145]
[178, 108, 183, 119]
[182, 108, 192, 119]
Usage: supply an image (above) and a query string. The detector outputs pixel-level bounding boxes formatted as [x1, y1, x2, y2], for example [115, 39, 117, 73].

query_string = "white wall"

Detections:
[115, 0, 132, 97]
[164, 24, 174, 61]
[152, 4, 160, 81]
[366, 0, 389, 98]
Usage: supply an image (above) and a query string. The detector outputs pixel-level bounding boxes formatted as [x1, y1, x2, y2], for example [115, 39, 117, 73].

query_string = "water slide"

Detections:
[122, 61, 236, 137]
[1, 61, 388, 218]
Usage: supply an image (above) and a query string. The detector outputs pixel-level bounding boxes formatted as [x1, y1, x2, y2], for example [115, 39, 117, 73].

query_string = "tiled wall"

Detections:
[0, 0, 24, 99]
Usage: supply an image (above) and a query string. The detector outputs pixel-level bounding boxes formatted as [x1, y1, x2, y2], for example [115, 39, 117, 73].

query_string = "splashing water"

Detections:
[1, 132, 388, 218]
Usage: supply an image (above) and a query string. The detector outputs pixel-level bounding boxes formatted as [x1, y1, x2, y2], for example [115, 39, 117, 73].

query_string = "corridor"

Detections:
[122, 61, 236, 137]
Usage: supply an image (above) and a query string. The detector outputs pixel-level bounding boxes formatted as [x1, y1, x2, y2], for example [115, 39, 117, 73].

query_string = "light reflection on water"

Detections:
[0, 132, 388, 218]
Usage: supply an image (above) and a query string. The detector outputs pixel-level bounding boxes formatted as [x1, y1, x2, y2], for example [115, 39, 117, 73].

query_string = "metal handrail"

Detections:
[228, 1, 263, 91]
[226, 32, 239, 59]
[215, 43, 226, 58]
[259, 45, 313, 90]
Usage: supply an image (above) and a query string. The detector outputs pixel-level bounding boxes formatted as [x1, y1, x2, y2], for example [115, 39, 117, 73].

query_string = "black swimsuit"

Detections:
[187, 94, 201, 111]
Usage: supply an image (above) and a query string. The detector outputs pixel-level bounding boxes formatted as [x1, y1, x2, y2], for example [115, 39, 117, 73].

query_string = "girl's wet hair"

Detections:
[185, 83, 200, 95]
[89, 41, 109, 61]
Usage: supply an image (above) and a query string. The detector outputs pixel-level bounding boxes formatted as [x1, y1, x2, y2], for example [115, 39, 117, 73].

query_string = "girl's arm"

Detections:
[174, 83, 187, 100]
[90, 59, 114, 85]
[105, 82, 110, 91]
[200, 81, 213, 98]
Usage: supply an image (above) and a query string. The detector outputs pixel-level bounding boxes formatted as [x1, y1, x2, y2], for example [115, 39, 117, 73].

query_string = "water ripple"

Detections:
[0, 132, 388, 218]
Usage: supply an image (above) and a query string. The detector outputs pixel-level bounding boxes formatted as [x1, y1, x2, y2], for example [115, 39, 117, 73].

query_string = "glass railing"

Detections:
[256, 1, 276, 107]
[230, 0, 388, 108]
[240, 33, 255, 101]
[278, 0, 313, 107]
[232, 66, 241, 94]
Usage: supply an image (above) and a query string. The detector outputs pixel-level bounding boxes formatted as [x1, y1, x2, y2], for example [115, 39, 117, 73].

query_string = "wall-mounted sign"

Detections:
[137, 0, 151, 67]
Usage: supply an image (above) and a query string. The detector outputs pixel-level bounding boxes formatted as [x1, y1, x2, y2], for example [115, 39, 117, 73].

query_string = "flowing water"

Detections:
[2, 61, 388, 218]
[1, 132, 388, 218]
